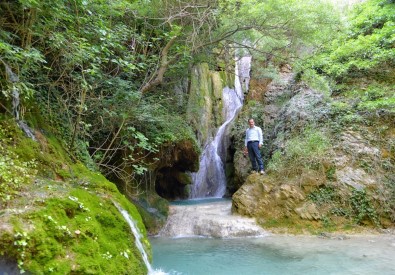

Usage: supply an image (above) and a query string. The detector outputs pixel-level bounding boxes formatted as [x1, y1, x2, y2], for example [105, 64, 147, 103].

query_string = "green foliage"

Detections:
[300, 69, 333, 97]
[0, 0, 345, 188]
[349, 189, 380, 226]
[327, 82, 394, 133]
[0, 149, 36, 207]
[308, 186, 338, 206]
[356, 84, 395, 113]
[306, 0, 395, 82]
[0, 115, 150, 273]
[383, 176, 395, 221]
[268, 127, 331, 174]
[13, 231, 30, 273]
[307, 186, 384, 228]
[218, 0, 341, 66]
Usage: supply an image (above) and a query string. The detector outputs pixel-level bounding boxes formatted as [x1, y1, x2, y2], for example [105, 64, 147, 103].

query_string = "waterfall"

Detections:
[190, 57, 251, 198]
[4, 63, 37, 141]
[4, 64, 20, 120]
[113, 203, 157, 274]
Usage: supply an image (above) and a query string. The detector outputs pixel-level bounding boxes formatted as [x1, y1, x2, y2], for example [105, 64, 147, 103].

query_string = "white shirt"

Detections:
[245, 126, 263, 147]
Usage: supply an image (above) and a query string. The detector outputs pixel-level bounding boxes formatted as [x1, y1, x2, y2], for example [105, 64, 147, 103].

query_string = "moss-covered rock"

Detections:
[0, 118, 150, 274]
[186, 63, 229, 146]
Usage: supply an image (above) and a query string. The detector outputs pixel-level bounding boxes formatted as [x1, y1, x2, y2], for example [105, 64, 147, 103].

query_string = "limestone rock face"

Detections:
[335, 167, 375, 190]
[186, 63, 225, 147]
[295, 202, 321, 220]
[339, 131, 380, 158]
[272, 87, 330, 152]
[232, 175, 266, 217]
[231, 64, 394, 227]
[232, 174, 306, 221]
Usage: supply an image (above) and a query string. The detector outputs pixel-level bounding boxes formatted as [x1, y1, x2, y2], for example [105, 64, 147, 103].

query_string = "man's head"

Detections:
[248, 118, 255, 128]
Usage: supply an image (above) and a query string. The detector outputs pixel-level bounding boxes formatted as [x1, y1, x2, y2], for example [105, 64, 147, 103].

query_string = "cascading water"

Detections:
[4, 63, 36, 141]
[4, 64, 20, 120]
[190, 56, 251, 198]
[114, 202, 162, 275]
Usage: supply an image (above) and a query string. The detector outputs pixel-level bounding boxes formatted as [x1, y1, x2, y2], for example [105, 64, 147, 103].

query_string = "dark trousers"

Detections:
[247, 141, 264, 171]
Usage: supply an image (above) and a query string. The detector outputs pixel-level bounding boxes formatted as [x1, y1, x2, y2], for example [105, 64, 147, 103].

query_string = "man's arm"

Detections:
[258, 127, 263, 148]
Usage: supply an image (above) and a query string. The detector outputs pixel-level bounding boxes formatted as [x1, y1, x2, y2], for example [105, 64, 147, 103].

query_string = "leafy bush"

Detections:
[305, 0, 395, 82]
[308, 186, 338, 206]
[268, 127, 331, 174]
[349, 189, 380, 226]
[300, 69, 333, 97]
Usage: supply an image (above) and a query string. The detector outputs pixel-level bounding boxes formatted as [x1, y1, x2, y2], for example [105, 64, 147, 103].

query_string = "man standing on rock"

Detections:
[243, 118, 265, 175]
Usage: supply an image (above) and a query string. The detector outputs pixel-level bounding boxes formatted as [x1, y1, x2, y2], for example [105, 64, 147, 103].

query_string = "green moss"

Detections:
[70, 163, 118, 192]
[0, 117, 150, 274]
[4, 188, 148, 274]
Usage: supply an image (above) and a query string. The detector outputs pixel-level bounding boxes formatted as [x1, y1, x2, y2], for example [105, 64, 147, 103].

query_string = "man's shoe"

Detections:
[260, 170, 265, 175]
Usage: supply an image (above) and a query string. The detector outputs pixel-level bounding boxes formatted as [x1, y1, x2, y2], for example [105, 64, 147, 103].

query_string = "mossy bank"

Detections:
[0, 118, 150, 274]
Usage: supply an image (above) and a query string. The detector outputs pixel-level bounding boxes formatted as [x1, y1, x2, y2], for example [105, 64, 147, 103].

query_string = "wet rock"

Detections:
[0, 258, 22, 275]
[154, 139, 199, 199]
[159, 200, 268, 238]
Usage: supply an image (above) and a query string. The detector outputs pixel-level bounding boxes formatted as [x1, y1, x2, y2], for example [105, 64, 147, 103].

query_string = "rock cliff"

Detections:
[231, 65, 394, 232]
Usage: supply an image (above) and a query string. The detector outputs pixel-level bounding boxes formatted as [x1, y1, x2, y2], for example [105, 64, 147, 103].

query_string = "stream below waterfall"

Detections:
[150, 200, 395, 275]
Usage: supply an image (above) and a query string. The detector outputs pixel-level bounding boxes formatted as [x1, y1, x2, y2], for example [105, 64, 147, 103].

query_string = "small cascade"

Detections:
[113, 203, 155, 274]
[5, 64, 20, 120]
[158, 200, 268, 238]
[190, 57, 251, 198]
[4, 63, 37, 141]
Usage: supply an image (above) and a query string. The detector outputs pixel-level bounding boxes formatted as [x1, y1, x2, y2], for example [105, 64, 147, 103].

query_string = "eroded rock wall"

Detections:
[231, 65, 395, 231]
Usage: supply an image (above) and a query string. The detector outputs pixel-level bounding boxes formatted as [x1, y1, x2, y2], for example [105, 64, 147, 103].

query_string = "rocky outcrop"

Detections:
[231, 64, 395, 229]
[232, 174, 308, 221]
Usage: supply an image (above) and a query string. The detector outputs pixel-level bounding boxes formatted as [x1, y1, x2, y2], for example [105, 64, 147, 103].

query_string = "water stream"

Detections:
[151, 233, 395, 275]
[113, 203, 159, 275]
